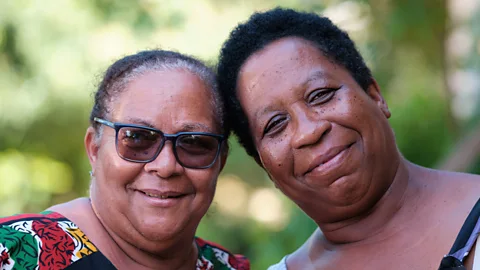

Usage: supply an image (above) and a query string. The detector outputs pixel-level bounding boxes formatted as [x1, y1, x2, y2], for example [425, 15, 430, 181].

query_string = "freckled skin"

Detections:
[238, 37, 396, 219]
[236, 37, 480, 269]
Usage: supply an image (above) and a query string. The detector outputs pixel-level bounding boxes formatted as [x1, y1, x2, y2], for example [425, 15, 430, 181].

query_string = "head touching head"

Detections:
[217, 7, 372, 160]
[91, 50, 228, 142]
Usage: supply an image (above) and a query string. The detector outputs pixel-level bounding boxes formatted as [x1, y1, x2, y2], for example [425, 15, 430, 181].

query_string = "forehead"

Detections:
[238, 37, 346, 104]
[112, 69, 217, 131]
[238, 37, 340, 91]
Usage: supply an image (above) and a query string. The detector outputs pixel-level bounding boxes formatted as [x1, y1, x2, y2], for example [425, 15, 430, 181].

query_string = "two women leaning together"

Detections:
[1, 8, 479, 270]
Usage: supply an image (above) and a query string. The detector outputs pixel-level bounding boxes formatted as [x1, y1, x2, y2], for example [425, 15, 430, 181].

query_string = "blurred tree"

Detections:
[0, 0, 478, 269]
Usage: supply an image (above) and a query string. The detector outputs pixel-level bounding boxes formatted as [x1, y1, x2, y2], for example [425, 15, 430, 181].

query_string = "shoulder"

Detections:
[195, 237, 250, 270]
[0, 211, 67, 225]
[267, 256, 288, 270]
[430, 168, 480, 186]
[433, 170, 480, 205]
[0, 211, 99, 269]
[418, 167, 480, 204]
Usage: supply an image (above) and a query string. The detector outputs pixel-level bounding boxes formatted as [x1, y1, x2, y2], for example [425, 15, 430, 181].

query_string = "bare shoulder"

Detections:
[47, 197, 91, 213]
[436, 170, 480, 197]
[47, 197, 99, 229]
[47, 198, 91, 218]
[48, 198, 112, 246]
[443, 170, 480, 182]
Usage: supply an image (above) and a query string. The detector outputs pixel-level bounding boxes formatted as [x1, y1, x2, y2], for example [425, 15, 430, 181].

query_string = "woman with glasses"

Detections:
[217, 8, 480, 270]
[0, 50, 250, 270]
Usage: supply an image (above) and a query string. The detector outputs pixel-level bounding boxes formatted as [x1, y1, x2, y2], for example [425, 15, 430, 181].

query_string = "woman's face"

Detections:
[236, 37, 397, 223]
[85, 69, 225, 246]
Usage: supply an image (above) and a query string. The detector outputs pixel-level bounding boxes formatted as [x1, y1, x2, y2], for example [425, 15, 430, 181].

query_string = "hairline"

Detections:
[94, 61, 222, 145]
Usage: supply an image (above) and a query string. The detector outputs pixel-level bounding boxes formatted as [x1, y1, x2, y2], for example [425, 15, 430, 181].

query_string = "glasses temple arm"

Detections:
[93, 117, 115, 128]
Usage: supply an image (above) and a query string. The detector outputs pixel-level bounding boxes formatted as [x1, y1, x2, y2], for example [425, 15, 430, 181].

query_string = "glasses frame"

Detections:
[93, 117, 225, 169]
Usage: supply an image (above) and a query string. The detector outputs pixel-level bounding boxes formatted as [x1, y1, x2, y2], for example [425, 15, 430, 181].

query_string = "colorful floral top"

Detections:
[0, 211, 250, 270]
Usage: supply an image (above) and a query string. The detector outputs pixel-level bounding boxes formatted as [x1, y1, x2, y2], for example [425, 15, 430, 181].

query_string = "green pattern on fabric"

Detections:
[0, 225, 39, 269]
[201, 246, 230, 270]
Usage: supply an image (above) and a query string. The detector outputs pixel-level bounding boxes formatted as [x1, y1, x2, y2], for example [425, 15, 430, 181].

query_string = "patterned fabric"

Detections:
[0, 211, 250, 270]
[0, 211, 98, 270]
[195, 238, 249, 270]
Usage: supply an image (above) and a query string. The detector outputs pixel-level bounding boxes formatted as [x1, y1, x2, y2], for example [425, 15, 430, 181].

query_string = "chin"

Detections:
[325, 174, 370, 207]
[136, 217, 192, 242]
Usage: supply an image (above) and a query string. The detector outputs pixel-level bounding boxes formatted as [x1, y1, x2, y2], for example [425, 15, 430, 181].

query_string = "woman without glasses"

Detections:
[217, 8, 480, 270]
[0, 50, 250, 270]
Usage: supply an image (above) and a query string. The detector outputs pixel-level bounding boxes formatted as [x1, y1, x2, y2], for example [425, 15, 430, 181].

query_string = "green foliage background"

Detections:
[1, 0, 479, 269]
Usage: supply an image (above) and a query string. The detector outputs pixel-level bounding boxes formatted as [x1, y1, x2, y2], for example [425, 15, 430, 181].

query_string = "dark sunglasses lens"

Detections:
[117, 127, 163, 161]
[176, 134, 220, 168]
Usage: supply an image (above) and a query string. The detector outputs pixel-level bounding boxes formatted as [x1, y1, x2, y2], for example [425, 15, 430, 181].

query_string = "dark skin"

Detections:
[49, 69, 228, 270]
[236, 37, 480, 269]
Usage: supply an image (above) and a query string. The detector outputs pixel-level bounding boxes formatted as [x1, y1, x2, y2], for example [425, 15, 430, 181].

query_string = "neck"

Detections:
[89, 202, 198, 270]
[317, 158, 423, 245]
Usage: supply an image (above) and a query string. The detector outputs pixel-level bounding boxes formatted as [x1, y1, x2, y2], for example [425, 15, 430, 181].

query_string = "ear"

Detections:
[218, 142, 230, 171]
[85, 127, 100, 168]
[366, 79, 391, 119]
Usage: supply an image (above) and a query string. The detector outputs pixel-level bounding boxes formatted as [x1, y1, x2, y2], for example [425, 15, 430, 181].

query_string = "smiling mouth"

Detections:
[137, 190, 186, 199]
[304, 143, 354, 176]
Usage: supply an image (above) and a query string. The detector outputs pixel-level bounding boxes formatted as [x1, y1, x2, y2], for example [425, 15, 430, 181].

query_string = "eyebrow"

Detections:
[122, 117, 213, 133]
[303, 70, 332, 86]
[253, 70, 333, 119]
[179, 123, 213, 132]
[123, 117, 156, 128]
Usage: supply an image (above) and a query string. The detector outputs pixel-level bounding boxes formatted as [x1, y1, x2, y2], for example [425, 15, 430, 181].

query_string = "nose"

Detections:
[291, 108, 332, 149]
[143, 141, 184, 178]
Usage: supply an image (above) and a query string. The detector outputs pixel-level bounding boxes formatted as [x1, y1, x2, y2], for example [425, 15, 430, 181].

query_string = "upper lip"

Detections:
[135, 189, 187, 198]
[304, 144, 351, 175]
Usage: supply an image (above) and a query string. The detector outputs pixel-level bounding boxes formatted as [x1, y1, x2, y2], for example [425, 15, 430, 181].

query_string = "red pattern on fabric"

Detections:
[195, 238, 250, 270]
[32, 219, 75, 270]
[228, 254, 250, 270]
[196, 256, 210, 270]
[195, 238, 226, 250]
[0, 212, 64, 224]
[0, 250, 10, 265]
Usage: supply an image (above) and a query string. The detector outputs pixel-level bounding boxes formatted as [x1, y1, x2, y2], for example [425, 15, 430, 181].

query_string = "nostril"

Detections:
[325, 126, 332, 135]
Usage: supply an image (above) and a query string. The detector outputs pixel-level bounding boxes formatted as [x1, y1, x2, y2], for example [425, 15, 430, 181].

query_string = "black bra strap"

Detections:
[448, 197, 480, 254]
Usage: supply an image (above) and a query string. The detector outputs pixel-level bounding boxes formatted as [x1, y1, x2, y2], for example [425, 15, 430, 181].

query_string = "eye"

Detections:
[307, 88, 337, 105]
[263, 115, 288, 136]
[177, 134, 218, 155]
[120, 128, 159, 149]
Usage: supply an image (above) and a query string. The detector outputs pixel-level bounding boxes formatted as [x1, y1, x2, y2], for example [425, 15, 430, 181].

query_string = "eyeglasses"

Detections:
[93, 117, 225, 169]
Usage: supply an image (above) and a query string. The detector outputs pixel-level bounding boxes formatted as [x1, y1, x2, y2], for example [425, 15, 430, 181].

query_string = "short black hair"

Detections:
[217, 7, 373, 159]
[91, 50, 229, 137]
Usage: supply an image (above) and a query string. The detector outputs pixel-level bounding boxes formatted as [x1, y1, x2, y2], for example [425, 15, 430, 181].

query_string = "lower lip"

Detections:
[136, 191, 188, 208]
[307, 144, 353, 178]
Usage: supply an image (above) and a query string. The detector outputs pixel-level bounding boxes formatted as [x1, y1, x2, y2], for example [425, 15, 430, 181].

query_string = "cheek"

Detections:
[186, 170, 218, 196]
[258, 140, 292, 180]
[95, 145, 143, 188]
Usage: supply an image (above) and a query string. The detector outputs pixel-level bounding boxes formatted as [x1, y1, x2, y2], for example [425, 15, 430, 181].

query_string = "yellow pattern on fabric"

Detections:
[67, 227, 98, 258]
